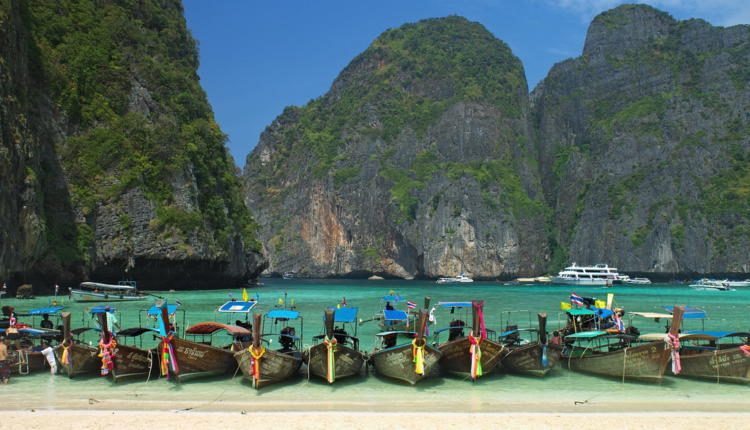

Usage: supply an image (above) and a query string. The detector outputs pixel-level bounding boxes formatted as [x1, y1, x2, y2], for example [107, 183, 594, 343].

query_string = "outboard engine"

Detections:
[279, 326, 296, 351]
[448, 319, 465, 341]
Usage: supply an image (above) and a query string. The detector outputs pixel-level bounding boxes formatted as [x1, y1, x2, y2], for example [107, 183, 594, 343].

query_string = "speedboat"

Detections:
[724, 279, 750, 288]
[436, 274, 474, 284]
[70, 281, 146, 302]
[689, 279, 733, 291]
[623, 277, 652, 285]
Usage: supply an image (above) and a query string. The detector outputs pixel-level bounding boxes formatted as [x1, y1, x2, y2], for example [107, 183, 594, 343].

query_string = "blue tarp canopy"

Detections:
[26, 306, 65, 315]
[664, 306, 707, 319]
[437, 301, 472, 308]
[146, 304, 180, 316]
[267, 310, 300, 320]
[383, 309, 408, 321]
[218, 301, 257, 313]
[590, 307, 614, 319]
[382, 295, 405, 302]
[88, 306, 116, 314]
[327, 307, 357, 322]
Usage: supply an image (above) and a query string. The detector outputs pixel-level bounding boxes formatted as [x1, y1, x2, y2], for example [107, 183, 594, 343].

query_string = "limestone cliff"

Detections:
[533, 5, 750, 275]
[0, 0, 265, 290]
[244, 17, 549, 279]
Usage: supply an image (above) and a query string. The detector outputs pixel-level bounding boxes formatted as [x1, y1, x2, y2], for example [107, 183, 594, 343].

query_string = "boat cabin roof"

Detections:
[566, 309, 596, 316]
[499, 328, 537, 337]
[88, 306, 117, 314]
[589, 307, 614, 319]
[382, 309, 408, 321]
[117, 327, 158, 337]
[80, 281, 136, 291]
[437, 301, 472, 308]
[186, 322, 250, 336]
[639, 331, 750, 342]
[325, 307, 358, 322]
[25, 306, 65, 315]
[0, 327, 61, 337]
[663, 306, 706, 319]
[629, 312, 673, 319]
[266, 310, 300, 320]
[146, 304, 180, 316]
[218, 300, 257, 313]
[565, 330, 608, 339]
[381, 295, 404, 302]
[375, 330, 415, 337]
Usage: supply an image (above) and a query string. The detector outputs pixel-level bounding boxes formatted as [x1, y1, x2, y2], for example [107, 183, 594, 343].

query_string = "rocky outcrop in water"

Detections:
[533, 4, 750, 275]
[0, 0, 265, 290]
[244, 17, 549, 279]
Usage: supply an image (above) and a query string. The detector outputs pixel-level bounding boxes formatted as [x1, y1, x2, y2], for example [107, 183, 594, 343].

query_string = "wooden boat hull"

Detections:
[303, 343, 367, 382]
[371, 343, 442, 385]
[161, 338, 238, 382]
[112, 344, 158, 382]
[54, 344, 100, 378]
[438, 337, 506, 377]
[674, 347, 750, 384]
[562, 341, 669, 382]
[235, 348, 302, 389]
[10, 351, 48, 375]
[501, 343, 561, 376]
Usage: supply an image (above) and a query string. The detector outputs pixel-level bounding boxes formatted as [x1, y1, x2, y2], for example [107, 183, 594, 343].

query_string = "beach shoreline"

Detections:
[3, 410, 750, 430]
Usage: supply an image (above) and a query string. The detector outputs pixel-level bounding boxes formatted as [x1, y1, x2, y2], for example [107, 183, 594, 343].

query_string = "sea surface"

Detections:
[1, 279, 748, 412]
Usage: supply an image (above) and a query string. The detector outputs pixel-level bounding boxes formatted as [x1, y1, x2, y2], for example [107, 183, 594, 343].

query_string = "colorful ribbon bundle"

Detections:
[468, 331, 483, 379]
[160, 335, 179, 379]
[98, 337, 117, 376]
[249, 345, 266, 387]
[60, 343, 72, 366]
[412, 337, 425, 375]
[324, 335, 337, 383]
[665, 332, 681, 375]
[740, 345, 750, 356]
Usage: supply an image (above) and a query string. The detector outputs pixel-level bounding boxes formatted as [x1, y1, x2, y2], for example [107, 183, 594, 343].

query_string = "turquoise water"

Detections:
[0, 279, 748, 412]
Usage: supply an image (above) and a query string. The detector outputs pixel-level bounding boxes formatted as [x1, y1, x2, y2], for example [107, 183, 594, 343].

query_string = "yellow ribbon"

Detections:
[412, 338, 425, 375]
[324, 335, 337, 383]
[249, 345, 266, 386]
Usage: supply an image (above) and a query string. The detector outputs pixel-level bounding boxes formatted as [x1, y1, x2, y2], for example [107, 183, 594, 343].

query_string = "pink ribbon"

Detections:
[740, 345, 750, 356]
[473, 303, 487, 339]
[666, 333, 681, 375]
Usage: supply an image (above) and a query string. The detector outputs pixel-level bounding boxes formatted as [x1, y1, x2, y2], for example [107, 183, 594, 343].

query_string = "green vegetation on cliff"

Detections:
[263, 16, 527, 179]
[23, 0, 259, 259]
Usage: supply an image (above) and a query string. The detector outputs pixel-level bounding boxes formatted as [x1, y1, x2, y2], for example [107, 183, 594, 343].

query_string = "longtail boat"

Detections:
[500, 313, 561, 376]
[54, 312, 100, 378]
[434, 301, 505, 379]
[109, 327, 160, 382]
[561, 306, 684, 382]
[157, 302, 249, 382]
[235, 310, 303, 389]
[0, 326, 60, 375]
[360, 293, 415, 332]
[370, 309, 442, 385]
[304, 307, 366, 383]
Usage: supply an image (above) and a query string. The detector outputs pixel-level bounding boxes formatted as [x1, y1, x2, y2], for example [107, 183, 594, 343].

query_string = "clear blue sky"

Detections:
[182, 0, 750, 166]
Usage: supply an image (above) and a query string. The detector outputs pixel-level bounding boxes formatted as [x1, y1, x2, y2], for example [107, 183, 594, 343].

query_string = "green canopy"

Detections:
[565, 330, 608, 339]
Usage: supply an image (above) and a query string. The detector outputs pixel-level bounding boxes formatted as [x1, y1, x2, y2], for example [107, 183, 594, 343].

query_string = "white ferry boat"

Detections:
[436, 274, 474, 284]
[70, 281, 147, 302]
[552, 263, 620, 286]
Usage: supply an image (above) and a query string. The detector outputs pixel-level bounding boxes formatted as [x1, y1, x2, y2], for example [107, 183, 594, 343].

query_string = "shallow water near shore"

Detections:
[1, 279, 748, 412]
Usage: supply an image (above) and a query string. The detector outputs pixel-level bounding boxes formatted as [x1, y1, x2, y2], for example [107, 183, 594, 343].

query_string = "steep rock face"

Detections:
[534, 5, 750, 274]
[0, 0, 265, 290]
[244, 17, 549, 279]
